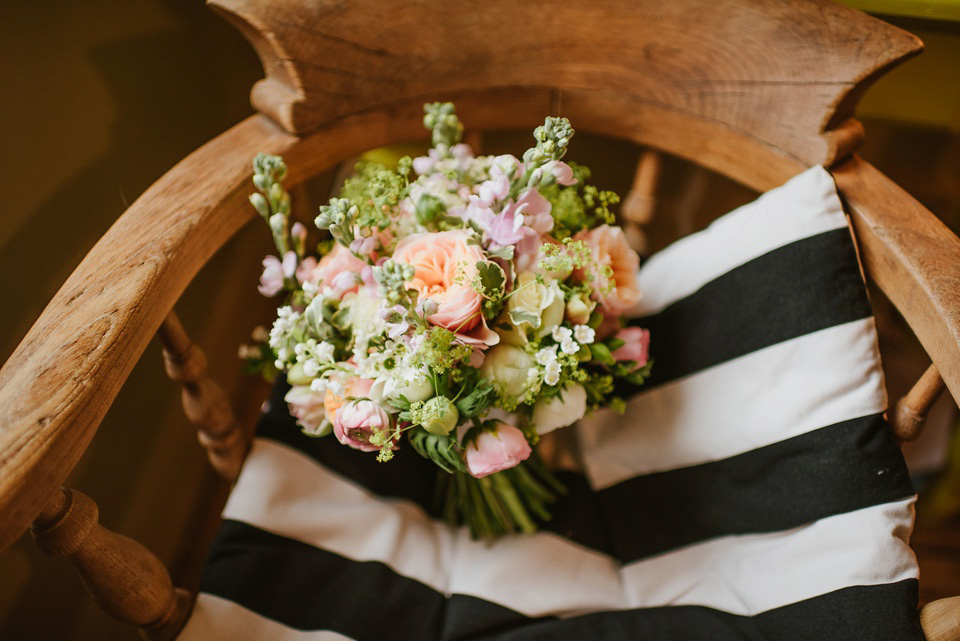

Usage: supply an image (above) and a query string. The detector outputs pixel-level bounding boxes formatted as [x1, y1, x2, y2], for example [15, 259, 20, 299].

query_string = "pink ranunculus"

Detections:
[332, 399, 393, 452]
[259, 251, 298, 296]
[284, 385, 327, 434]
[308, 244, 368, 296]
[392, 230, 496, 346]
[543, 160, 577, 186]
[611, 326, 650, 368]
[574, 225, 642, 316]
[465, 422, 532, 478]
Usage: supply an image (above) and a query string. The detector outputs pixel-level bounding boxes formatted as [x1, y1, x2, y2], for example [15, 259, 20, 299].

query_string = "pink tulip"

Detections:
[465, 423, 532, 478]
[611, 327, 650, 368]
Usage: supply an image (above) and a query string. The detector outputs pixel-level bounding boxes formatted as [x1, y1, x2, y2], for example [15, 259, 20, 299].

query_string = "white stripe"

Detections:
[577, 317, 887, 488]
[215, 438, 916, 619]
[177, 593, 354, 641]
[618, 497, 919, 615]
[222, 439, 625, 617]
[632, 165, 847, 317]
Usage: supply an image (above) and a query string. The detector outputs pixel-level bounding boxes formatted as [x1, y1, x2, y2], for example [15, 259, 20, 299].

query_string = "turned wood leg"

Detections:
[892, 363, 947, 441]
[30, 488, 192, 641]
[622, 149, 662, 254]
[158, 311, 251, 481]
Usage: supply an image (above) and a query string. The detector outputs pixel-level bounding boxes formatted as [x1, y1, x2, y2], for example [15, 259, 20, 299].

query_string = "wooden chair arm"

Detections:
[0, 114, 298, 553]
[832, 155, 960, 406]
[923, 597, 960, 641]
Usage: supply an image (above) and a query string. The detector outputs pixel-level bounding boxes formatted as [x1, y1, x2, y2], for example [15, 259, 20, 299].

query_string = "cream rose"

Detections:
[574, 225, 641, 315]
[508, 272, 565, 338]
[531, 384, 587, 435]
[392, 230, 499, 346]
[480, 344, 535, 397]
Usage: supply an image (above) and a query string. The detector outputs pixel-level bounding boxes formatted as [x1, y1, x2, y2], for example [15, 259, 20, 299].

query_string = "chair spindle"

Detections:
[893, 363, 947, 441]
[30, 488, 192, 641]
[622, 149, 662, 254]
[158, 312, 250, 481]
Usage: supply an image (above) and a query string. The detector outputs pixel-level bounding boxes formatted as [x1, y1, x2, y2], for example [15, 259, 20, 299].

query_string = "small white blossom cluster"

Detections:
[529, 324, 596, 386]
[269, 306, 302, 369]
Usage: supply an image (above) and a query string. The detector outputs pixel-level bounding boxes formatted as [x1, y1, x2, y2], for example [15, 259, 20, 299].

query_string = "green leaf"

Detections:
[476, 260, 505, 298]
[508, 307, 540, 329]
[455, 380, 497, 419]
[409, 426, 467, 473]
[590, 342, 615, 365]
[487, 245, 515, 260]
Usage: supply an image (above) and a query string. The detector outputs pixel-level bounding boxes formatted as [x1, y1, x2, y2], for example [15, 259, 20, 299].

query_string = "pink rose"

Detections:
[307, 244, 368, 296]
[574, 225, 641, 316]
[259, 251, 297, 296]
[465, 422, 532, 478]
[332, 399, 393, 452]
[611, 327, 650, 368]
[392, 230, 499, 346]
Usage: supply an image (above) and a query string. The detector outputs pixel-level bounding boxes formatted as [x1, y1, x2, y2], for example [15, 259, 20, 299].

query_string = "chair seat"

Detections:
[178, 167, 924, 641]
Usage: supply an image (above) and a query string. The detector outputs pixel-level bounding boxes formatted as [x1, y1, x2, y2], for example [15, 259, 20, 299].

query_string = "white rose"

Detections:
[532, 384, 587, 435]
[508, 272, 565, 338]
[480, 344, 535, 397]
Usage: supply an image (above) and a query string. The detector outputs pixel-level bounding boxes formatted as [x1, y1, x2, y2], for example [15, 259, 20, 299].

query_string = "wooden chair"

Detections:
[1, 0, 959, 638]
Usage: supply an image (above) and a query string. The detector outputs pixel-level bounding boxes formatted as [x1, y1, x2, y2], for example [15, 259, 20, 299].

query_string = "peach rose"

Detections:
[392, 230, 499, 346]
[574, 225, 641, 316]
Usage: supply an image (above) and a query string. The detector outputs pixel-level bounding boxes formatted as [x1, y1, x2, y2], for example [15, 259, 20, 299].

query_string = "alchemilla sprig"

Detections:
[244, 103, 652, 539]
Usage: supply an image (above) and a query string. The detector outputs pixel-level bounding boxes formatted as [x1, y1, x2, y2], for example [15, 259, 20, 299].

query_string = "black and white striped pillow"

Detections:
[178, 166, 922, 641]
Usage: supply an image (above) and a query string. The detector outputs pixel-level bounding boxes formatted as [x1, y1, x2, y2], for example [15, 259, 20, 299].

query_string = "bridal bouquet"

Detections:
[242, 103, 652, 538]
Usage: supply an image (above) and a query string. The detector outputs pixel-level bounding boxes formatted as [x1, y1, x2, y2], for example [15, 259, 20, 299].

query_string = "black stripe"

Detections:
[259, 381, 913, 564]
[596, 413, 915, 563]
[620, 228, 873, 393]
[201, 520, 922, 640]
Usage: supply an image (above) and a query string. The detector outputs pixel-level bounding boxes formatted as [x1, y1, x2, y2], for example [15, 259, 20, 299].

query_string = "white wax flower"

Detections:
[535, 345, 558, 366]
[573, 325, 595, 345]
[560, 338, 579, 355]
[532, 384, 587, 435]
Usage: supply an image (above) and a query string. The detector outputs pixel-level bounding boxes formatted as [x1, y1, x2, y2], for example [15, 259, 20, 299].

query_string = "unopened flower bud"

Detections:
[420, 298, 439, 317]
[420, 396, 459, 436]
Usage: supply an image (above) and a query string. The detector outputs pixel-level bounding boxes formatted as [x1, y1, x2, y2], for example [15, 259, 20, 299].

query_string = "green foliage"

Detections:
[408, 327, 472, 374]
[408, 426, 467, 473]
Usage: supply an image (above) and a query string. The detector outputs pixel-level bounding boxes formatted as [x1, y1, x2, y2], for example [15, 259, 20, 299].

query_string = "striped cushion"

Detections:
[178, 166, 923, 640]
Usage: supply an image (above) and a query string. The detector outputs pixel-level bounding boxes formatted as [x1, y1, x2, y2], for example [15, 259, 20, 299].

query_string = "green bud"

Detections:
[420, 396, 459, 436]
[249, 193, 269, 218]
[286, 362, 313, 385]
[415, 193, 446, 225]
[269, 182, 284, 207]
